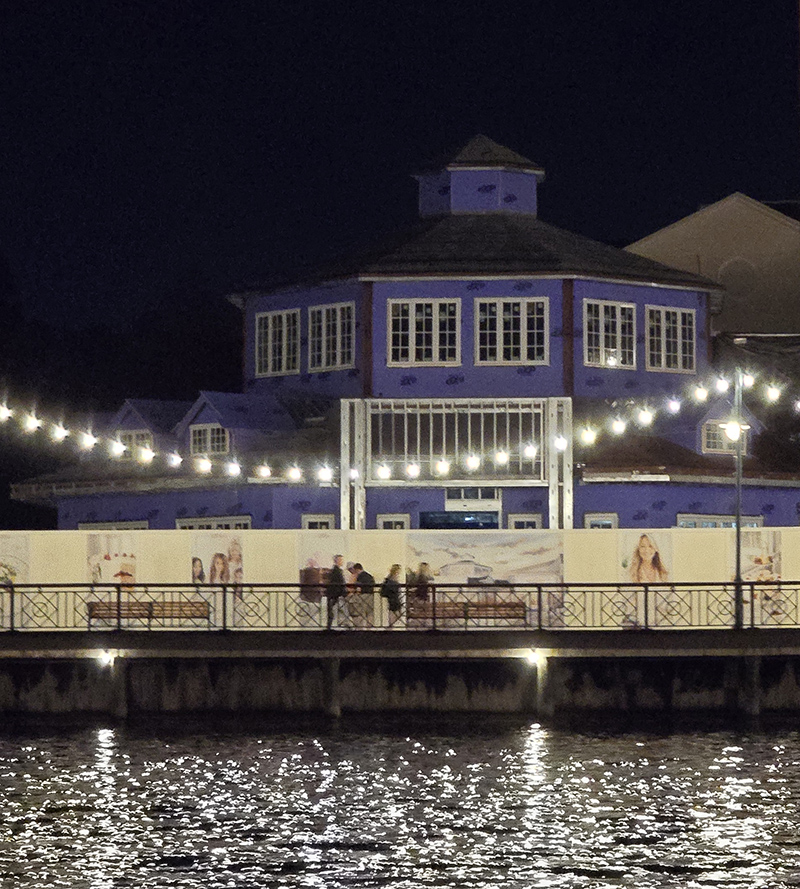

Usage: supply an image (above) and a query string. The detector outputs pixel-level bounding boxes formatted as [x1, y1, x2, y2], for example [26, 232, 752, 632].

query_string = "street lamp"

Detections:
[723, 369, 747, 629]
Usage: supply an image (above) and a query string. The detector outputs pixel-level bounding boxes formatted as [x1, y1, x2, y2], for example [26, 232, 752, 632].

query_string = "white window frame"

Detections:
[255, 308, 300, 377]
[584, 512, 619, 529]
[387, 298, 461, 367]
[78, 521, 149, 530]
[116, 429, 153, 461]
[176, 515, 252, 530]
[646, 305, 696, 373]
[190, 424, 230, 456]
[445, 487, 502, 512]
[507, 513, 543, 529]
[701, 421, 748, 455]
[474, 297, 549, 366]
[308, 302, 355, 372]
[301, 514, 336, 530]
[583, 299, 636, 369]
[376, 513, 411, 529]
[676, 513, 762, 529]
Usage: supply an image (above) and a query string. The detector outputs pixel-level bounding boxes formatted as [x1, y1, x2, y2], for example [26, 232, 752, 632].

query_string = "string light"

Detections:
[465, 455, 481, 470]
[523, 444, 537, 459]
[715, 378, 729, 393]
[0, 405, 12, 421]
[52, 424, 70, 442]
[196, 457, 212, 474]
[637, 408, 654, 427]
[494, 450, 509, 466]
[168, 452, 183, 467]
[79, 432, 97, 450]
[23, 414, 42, 432]
[742, 373, 755, 389]
[256, 463, 271, 478]
[611, 417, 627, 435]
[139, 447, 155, 463]
[348, 467, 359, 479]
[376, 464, 391, 480]
[405, 463, 421, 478]
[435, 459, 450, 475]
[580, 427, 597, 445]
[554, 435, 568, 452]
[287, 466, 303, 481]
[693, 386, 708, 402]
[317, 465, 333, 482]
[766, 384, 781, 402]
[667, 398, 681, 414]
[226, 460, 241, 477]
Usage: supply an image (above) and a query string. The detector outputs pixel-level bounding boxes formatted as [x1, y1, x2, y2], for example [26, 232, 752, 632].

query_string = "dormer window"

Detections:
[646, 306, 695, 373]
[116, 430, 153, 460]
[702, 421, 748, 455]
[190, 424, 229, 456]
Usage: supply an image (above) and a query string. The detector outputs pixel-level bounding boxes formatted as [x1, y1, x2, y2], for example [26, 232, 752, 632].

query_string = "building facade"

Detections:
[15, 136, 800, 531]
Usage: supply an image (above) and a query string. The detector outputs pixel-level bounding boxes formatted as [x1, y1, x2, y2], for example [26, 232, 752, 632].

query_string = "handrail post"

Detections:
[643, 584, 650, 629]
[431, 584, 437, 631]
[537, 586, 543, 630]
[750, 582, 756, 628]
[221, 585, 228, 631]
[8, 582, 14, 633]
[115, 584, 122, 631]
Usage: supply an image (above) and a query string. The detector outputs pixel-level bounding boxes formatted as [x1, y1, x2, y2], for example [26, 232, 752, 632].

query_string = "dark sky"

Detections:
[1, 0, 798, 334]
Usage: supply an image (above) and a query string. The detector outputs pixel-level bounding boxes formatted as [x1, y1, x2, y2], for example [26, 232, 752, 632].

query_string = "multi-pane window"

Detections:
[646, 306, 695, 372]
[176, 515, 251, 529]
[255, 309, 300, 376]
[584, 300, 635, 368]
[388, 299, 460, 365]
[190, 424, 230, 456]
[116, 430, 153, 460]
[701, 421, 748, 455]
[309, 302, 354, 371]
[676, 514, 761, 529]
[475, 298, 548, 365]
[301, 514, 336, 530]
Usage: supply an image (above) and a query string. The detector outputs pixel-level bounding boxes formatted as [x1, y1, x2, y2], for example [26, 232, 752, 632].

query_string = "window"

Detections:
[388, 299, 460, 366]
[309, 302, 354, 371]
[301, 514, 336, 530]
[78, 521, 149, 530]
[176, 515, 251, 530]
[676, 513, 762, 529]
[702, 421, 748, 455]
[190, 424, 230, 456]
[584, 512, 619, 529]
[255, 309, 300, 376]
[508, 513, 542, 529]
[116, 430, 153, 460]
[377, 513, 410, 530]
[646, 306, 695, 372]
[584, 300, 635, 368]
[475, 298, 548, 365]
[445, 487, 502, 511]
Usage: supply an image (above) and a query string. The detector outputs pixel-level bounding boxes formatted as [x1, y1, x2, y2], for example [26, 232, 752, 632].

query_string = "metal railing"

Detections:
[0, 581, 797, 632]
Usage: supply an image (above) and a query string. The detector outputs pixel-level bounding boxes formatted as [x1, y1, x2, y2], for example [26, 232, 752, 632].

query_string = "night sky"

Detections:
[0, 1, 798, 523]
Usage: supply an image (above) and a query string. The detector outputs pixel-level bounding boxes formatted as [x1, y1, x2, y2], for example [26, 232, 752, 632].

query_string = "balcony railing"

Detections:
[0, 581, 796, 632]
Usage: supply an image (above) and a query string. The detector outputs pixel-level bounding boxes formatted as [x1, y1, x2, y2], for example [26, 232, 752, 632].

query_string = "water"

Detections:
[2, 715, 800, 888]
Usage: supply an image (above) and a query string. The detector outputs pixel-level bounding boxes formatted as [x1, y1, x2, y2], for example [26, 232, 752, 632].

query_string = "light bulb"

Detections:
[0, 405, 12, 421]
[694, 386, 708, 402]
[637, 408, 654, 426]
[580, 427, 597, 445]
[405, 463, 420, 478]
[554, 435, 568, 452]
[53, 425, 70, 442]
[376, 464, 391, 480]
[667, 399, 681, 414]
[766, 385, 781, 402]
[24, 414, 42, 432]
[196, 457, 212, 474]
[715, 378, 729, 393]
[226, 460, 241, 477]
[168, 452, 183, 467]
[611, 418, 626, 435]
[317, 466, 333, 482]
[466, 455, 481, 471]
[287, 466, 302, 481]
[523, 444, 537, 459]
[256, 463, 271, 478]
[435, 459, 450, 475]
[494, 450, 509, 466]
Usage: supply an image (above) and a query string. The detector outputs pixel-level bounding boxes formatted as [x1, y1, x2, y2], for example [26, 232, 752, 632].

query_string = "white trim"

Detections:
[474, 296, 549, 366]
[175, 515, 252, 530]
[386, 298, 461, 367]
[376, 513, 410, 529]
[190, 423, 230, 456]
[255, 308, 301, 377]
[78, 520, 149, 530]
[359, 274, 720, 293]
[645, 304, 696, 373]
[676, 513, 763, 529]
[308, 301, 356, 372]
[584, 512, 619, 529]
[301, 514, 336, 530]
[583, 299, 637, 369]
[507, 513, 543, 529]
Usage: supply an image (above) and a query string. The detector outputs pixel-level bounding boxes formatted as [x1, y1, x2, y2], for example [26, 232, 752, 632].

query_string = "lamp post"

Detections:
[733, 368, 744, 630]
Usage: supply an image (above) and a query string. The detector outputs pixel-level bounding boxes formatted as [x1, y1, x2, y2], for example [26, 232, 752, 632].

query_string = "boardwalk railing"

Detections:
[0, 581, 797, 631]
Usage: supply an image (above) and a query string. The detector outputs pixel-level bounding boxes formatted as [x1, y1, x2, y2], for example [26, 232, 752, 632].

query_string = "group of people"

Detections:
[323, 557, 437, 629]
[191, 539, 245, 594]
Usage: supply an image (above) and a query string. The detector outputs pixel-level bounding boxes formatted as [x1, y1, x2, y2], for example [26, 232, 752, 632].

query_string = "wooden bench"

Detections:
[87, 599, 211, 629]
[406, 600, 527, 625]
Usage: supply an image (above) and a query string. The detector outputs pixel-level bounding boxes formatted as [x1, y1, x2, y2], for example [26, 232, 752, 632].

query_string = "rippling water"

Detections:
[2, 715, 800, 888]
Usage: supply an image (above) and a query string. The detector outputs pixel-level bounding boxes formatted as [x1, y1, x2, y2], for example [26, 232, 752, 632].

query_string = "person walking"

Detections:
[348, 562, 375, 628]
[380, 563, 404, 627]
[325, 554, 347, 630]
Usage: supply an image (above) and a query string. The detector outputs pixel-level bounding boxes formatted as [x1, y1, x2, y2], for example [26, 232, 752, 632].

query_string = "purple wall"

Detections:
[572, 280, 710, 400]
[417, 169, 539, 217]
[370, 278, 566, 398]
[244, 280, 366, 400]
[576, 481, 800, 528]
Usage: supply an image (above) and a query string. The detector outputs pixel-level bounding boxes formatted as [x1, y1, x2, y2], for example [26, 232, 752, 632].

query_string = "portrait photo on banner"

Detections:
[619, 530, 671, 584]
[191, 532, 244, 586]
[87, 533, 137, 585]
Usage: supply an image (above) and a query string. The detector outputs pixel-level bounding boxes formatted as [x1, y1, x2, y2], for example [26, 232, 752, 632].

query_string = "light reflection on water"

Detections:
[1, 717, 800, 887]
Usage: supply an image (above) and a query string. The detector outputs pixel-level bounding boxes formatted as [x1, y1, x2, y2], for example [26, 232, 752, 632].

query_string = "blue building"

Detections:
[14, 136, 800, 531]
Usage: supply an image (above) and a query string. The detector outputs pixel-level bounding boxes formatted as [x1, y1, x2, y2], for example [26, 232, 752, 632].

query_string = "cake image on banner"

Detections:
[87, 533, 137, 585]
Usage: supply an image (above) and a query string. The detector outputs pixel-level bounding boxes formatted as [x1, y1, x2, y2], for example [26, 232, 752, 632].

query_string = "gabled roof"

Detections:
[416, 134, 545, 176]
[175, 391, 295, 437]
[238, 214, 718, 297]
[109, 398, 194, 435]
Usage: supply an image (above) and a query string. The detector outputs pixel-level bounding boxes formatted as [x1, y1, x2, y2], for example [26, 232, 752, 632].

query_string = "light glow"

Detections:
[138, 447, 155, 463]
[226, 460, 241, 477]
[722, 421, 742, 442]
[405, 463, 420, 478]
[317, 465, 333, 482]
[435, 459, 451, 475]
[611, 417, 627, 435]
[465, 454, 481, 471]
[494, 450, 509, 466]
[523, 444, 537, 459]
[667, 398, 681, 414]
[579, 427, 597, 445]
[0, 405, 12, 421]
[715, 378, 729, 393]
[766, 385, 781, 402]
[167, 452, 183, 467]
[196, 457, 213, 474]
[256, 463, 271, 478]
[80, 432, 98, 450]
[742, 373, 755, 389]
[98, 650, 114, 667]
[553, 435, 568, 452]
[24, 414, 42, 432]
[376, 464, 392, 480]
[694, 386, 708, 402]
[637, 408, 654, 426]
[52, 424, 70, 442]
[287, 466, 303, 481]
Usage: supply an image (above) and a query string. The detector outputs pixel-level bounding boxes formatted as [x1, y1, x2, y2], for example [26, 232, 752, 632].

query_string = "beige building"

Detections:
[627, 193, 800, 334]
